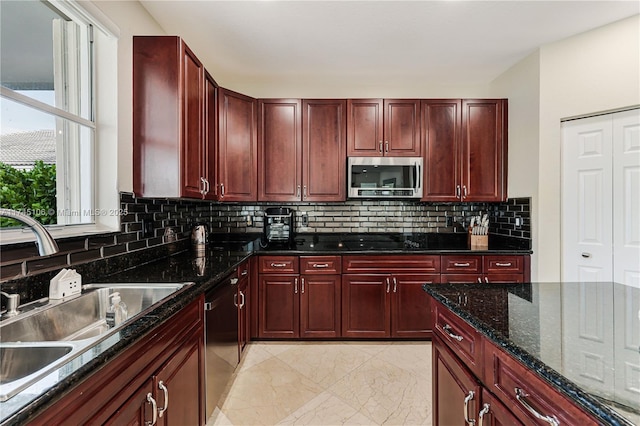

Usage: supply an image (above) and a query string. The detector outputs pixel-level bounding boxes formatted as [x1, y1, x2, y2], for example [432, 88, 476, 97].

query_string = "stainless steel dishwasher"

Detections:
[204, 270, 239, 418]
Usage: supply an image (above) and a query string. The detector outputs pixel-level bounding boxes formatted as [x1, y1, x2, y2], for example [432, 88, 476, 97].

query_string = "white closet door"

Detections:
[612, 109, 640, 288]
[562, 116, 613, 282]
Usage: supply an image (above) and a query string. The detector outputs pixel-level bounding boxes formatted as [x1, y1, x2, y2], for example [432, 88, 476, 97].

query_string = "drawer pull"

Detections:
[454, 262, 471, 267]
[386, 277, 391, 293]
[515, 388, 559, 426]
[301, 277, 305, 294]
[495, 262, 512, 267]
[294, 278, 298, 294]
[478, 403, 490, 426]
[241, 269, 248, 276]
[312, 263, 329, 268]
[270, 263, 288, 268]
[463, 390, 476, 426]
[443, 324, 464, 341]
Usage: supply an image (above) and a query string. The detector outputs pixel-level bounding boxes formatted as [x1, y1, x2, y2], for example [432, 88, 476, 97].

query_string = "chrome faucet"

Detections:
[0, 208, 60, 256]
[0, 291, 20, 316]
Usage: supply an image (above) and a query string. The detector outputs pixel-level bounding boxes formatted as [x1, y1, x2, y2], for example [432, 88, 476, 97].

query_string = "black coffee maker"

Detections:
[262, 207, 295, 246]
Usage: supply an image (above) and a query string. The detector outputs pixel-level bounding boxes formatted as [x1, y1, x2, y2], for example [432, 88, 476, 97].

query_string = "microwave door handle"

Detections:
[415, 162, 421, 193]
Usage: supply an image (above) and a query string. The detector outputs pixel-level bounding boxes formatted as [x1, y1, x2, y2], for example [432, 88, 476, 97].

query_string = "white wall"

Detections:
[90, 1, 166, 193]
[492, 15, 640, 281]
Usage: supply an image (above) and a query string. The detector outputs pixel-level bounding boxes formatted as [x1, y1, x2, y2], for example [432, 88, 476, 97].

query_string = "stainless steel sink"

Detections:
[0, 282, 192, 401]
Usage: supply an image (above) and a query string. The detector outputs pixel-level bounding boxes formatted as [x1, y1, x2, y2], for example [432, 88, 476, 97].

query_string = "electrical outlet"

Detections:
[246, 215, 253, 227]
[446, 216, 454, 227]
[514, 217, 523, 227]
[301, 213, 309, 227]
[142, 218, 154, 238]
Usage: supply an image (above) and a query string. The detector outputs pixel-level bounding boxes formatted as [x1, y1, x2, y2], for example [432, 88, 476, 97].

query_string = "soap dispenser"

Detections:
[106, 292, 128, 327]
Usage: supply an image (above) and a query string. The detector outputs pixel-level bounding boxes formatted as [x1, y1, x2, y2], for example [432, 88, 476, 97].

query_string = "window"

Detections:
[1, 0, 119, 240]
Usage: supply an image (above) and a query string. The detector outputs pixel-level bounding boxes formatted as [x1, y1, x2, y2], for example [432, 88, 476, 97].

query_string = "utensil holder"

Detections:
[469, 232, 488, 250]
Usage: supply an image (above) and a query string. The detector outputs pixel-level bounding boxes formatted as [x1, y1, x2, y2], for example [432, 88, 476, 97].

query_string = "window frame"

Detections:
[0, 0, 120, 246]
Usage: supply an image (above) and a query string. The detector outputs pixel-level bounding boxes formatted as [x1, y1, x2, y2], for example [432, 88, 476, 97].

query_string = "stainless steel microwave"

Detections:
[348, 157, 423, 199]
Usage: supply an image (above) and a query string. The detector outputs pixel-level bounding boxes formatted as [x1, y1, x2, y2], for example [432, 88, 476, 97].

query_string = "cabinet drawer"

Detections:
[259, 256, 299, 273]
[441, 256, 482, 273]
[342, 255, 440, 273]
[433, 302, 484, 379]
[483, 256, 524, 274]
[484, 340, 599, 426]
[300, 256, 341, 274]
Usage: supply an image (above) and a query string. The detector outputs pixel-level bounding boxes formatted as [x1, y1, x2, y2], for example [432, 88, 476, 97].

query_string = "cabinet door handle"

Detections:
[146, 393, 158, 426]
[514, 388, 559, 426]
[495, 262, 512, 267]
[484, 277, 489, 283]
[294, 277, 298, 294]
[303, 185, 307, 199]
[205, 178, 210, 194]
[392, 277, 397, 293]
[386, 277, 390, 293]
[454, 263, 470, 267]
[312, 263, 329, 268]
[443, 324, 464, 341]
[456, 185, 461, 198]
[463, 390, 475, 426]
[239, 291, 245, 309]
[270, 263, 287, 268]
[297, 185, 301, 197]
[462, 185, 468, 198]
[384, 141, 389, 152]
[157, 380, 169, 418]
[379, 141, 383, 153]
[241, 269, 248, 276]
[478, 403, 490, 426]
[220, 183, 225, 197]
[301, 277, 305, 294]
[233, 293, 238, 307]
[581, 252, 591, 258]
[200, 177, 206, 195]
[477, 277, 482, 283]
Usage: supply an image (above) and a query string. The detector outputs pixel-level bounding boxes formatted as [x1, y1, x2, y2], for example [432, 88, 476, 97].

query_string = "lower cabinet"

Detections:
[32, 297, 205, 425]
[432, 298, 599, 426]
[259, 255, 341, 338]
[237, 260, 250, 357]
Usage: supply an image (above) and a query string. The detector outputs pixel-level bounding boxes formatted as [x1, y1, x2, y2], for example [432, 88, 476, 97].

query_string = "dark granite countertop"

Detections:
[1, 232, 529, 424]
[423, 282, 640, 426]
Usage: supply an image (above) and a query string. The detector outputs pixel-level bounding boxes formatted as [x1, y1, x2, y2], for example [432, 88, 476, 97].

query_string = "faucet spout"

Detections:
[0, 208, 60, 256]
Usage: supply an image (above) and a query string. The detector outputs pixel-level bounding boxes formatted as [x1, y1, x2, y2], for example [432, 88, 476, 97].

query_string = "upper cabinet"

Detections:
[133, 36, 215, 200]
[218, 88, 258, 201]
[259, 99, 346, 202]
[347, 99, 421, 157]
[422, 99, 507, 202]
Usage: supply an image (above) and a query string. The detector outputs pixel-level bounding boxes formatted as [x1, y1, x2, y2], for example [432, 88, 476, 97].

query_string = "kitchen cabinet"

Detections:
[441, 254, 529, 284]
[431, 298, 600, 426]
[422, 99, 507, 202]
[218, 88, 258, 201]
[237, 261, 250, 357]
[341, 255, 440, 338]
[133, 36, 215, 199]
[32, 297, 205, 425]
[258, 256, 341, 338]
[258, 99, 346, 201]
[347, 99, 421, 157]
[258, 99, 302, 201]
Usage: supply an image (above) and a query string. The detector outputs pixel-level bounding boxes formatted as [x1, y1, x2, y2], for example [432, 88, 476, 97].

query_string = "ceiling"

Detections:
[145, 1, 638, 95]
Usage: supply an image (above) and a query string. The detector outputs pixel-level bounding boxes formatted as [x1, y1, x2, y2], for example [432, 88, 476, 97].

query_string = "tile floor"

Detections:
[207, 341, 433, 426]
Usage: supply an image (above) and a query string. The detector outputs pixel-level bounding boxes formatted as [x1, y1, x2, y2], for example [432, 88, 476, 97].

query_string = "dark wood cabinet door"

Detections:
[347, 99, 384, 156]
[341, 274, 390, 338]
[259, 275, 299, 338]
[302, 99, 347, 201]
[391, 274, 439, 338]
[155, 335, 203, 426]
[258, 99, 302, 201]
[384, 99, 421, 156]
[422, 99, 461, 201]
[203, 71, 218, 200]
[479, 389, 524, 426]
[218, 88, 257, 201]
[180, 44, 205, 199]
[433, 336, 481, 426]
[238, 273, 250, 355]
[461, 99, 507, 201]
[300, 274, 341, 338]
[105, 380, 154, 426]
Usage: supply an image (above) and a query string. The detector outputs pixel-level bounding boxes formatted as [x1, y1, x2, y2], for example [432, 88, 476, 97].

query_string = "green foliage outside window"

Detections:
[0, 161, 57, 227]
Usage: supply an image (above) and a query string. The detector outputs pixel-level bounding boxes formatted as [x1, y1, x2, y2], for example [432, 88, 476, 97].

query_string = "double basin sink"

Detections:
[0, 282, 191, 402]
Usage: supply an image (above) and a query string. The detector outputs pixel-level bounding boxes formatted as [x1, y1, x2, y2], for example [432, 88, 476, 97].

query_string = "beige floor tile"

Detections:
[375, 342, 433, 381]
[237, 343, 275, 370]
[275, 343, 374, 388]
[207, 407, 233, 426]
[329, 356, 432, 425]
[276, 391, 377, 425]
[220, 356, 324, 425]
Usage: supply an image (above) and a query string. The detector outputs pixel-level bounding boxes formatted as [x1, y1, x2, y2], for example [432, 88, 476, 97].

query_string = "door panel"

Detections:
[384, 99, 421, 156]
[259, 275, 299, 338]
[300, 275, 341, 338]
[181, 46, 204, 199]
[341, 274, 390, 337]
[562, 114, 613, 282]
[347, 99, 383, 156]
[391, 274, 439, 338]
